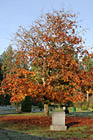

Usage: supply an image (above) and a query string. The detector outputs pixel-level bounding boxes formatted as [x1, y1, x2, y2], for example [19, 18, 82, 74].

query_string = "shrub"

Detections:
[89, 104, 93, 109]
[4, 94, 11, 105]
[22, 96, 32, 112]
[66, 101, 73, 107]
[0, 95, 4, 106]
[74, 102, 83, 108]
[37, 102, 44, 109]
[74, 100, 88, 109]
[0, 94, 11, 106]
[82, 105, 88, 110]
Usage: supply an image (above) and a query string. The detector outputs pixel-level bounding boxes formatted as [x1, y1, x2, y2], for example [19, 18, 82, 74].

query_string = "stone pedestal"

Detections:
[50, 112, 67, 131]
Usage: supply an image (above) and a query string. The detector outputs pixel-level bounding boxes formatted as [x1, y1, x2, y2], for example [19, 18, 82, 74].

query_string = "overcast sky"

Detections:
[0, 0, 93, 55]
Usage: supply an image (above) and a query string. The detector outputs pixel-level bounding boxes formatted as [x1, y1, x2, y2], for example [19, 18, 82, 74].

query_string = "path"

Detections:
[0, 129, 52, 140]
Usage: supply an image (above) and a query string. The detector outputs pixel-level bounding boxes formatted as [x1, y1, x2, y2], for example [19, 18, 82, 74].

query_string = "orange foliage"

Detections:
[0, 68, 36, 102]
[1, 10, 92, 104]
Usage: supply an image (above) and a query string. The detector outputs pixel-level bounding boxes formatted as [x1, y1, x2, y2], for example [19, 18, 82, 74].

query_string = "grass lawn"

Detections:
[0, 111, 93, 139]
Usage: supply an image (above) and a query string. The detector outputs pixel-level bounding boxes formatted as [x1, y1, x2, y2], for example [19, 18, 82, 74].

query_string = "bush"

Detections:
[4, 94, 11, 105]
[0, 95, 4, 106]
[22, 96, 32, 112]
[74, 100, 88, 109]
[66, 101, 73, 107]
[0, 94, 11, 106]
[37, 102, 44, 109]
[74, 102, 83, 108]
[89, 104, 93, 109]
[82, 105, 88, 110]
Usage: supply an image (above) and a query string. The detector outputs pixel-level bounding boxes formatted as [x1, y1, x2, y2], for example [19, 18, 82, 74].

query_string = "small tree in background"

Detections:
[80, 54, 93, 104]
[22, 96, 32, 112]
[1, 45, 14, 78]
[0, 56, 3, 83]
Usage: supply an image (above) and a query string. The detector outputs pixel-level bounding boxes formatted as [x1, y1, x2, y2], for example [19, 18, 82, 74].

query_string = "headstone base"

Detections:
[50, 125, 67, 131]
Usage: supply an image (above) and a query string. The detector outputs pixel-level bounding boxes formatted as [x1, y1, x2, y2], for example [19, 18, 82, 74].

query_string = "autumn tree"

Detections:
[0, 56, 4, 106]
[0, 46, 16, 106]
[0, 45, 30, 109]
[80, 53, 93, 103]
[1, 10, 90, 116]
[0, 46, 23, 106]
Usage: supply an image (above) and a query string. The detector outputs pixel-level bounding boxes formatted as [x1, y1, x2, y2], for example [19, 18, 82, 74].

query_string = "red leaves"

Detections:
[66, 116, 93, 127]
[0, 68, 37, 102]
[0, 115, 93, 128]
[0, 116, 51, 127]
[1, 10, 91, 106]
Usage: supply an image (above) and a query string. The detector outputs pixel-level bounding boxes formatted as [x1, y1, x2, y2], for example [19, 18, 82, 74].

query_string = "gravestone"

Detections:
[50, 112, 67, 131]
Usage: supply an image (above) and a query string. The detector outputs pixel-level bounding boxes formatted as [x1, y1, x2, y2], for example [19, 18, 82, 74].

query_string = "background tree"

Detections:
[0, 46, 15, 106]
[81, 53, 93, 72]
[1, 45, 14, 78]
[0, 48, 13, 106]
[0, 55, 3, 83]
[80, 53, 93, 103]
[0, 56, 4, 106]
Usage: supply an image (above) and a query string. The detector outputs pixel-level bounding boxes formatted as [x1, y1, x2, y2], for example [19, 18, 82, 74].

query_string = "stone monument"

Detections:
[50, 112, 67, 131]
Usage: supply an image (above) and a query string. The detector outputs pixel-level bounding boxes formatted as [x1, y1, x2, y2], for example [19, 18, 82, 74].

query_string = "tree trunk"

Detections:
[58, 104, 61, 111]
[87, 92, 89, 103]
[16, 103, 22, 113]
[44, 103, 49, 116]
[18, 103, 22, 113]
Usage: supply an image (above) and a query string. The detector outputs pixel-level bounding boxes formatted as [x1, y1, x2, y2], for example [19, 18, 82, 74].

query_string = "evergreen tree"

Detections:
[1, 45, 14, 78]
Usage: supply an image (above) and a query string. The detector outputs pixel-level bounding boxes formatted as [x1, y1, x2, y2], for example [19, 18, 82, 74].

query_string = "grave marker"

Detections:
[50, 112, 67, 131]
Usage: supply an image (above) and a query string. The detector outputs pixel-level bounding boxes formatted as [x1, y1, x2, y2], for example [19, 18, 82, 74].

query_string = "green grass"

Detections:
[0, 121, 93, 139]
[68, 107, 92, 112]
[0, 112, 44, 116]
[0, 108, 93, 139]
[0, 111, 93, 139]
[1, 109, 93, 117]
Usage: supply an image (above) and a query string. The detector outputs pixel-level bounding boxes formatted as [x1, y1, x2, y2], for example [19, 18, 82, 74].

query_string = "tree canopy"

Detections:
[0, 10, 92, 107]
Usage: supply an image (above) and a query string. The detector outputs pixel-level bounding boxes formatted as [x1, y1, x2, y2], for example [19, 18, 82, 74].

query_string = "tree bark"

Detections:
[58, 104, 61, 111]
[87, 92, 89, 103]
[42, 77, 49, 116]
[44, 103, 49, 116]
[16, 102, 22, 113]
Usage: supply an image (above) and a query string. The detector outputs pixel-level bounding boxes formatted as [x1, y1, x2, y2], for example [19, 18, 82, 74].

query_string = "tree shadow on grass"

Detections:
[0, 128, 52, 140]
[67, 122, 80, 129]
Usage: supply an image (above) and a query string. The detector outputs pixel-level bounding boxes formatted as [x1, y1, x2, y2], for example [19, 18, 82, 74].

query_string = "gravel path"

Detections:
[0, 129, 52, 140]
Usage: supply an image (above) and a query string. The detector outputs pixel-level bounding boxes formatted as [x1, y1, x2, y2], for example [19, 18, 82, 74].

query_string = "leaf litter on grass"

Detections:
[0, 115, 93, 139]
